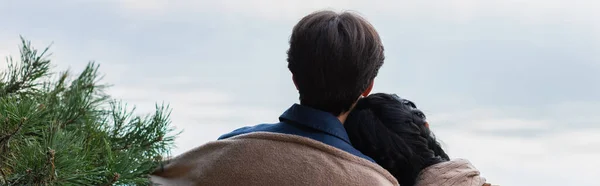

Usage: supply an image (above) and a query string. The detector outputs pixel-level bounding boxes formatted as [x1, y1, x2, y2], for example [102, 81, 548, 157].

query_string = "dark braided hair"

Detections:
[345, 93, 449, 186]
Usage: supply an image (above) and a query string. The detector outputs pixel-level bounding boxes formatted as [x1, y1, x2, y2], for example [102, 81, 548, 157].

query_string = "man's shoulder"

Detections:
[218, 123, 280, 140]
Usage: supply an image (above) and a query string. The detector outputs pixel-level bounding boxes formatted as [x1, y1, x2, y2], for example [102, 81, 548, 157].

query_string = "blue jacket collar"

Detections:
[279, 104, 352, 144]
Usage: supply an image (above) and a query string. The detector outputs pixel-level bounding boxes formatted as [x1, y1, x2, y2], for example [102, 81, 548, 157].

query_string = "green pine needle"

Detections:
[0, 37, 179, 186]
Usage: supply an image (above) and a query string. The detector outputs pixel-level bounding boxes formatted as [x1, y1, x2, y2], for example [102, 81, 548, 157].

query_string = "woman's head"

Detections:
[345, 93, 449, 186]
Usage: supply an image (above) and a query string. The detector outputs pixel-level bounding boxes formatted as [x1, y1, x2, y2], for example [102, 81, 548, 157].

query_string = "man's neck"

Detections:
[337, 101, 359, 124]
[337, 112, 350, 124]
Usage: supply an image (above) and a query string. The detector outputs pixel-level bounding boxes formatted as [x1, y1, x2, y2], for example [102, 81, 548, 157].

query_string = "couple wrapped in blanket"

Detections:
[150, 10, 494, 186]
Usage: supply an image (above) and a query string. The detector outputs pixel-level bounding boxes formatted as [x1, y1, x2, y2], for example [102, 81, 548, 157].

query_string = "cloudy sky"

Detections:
[1, 0, 599, 185]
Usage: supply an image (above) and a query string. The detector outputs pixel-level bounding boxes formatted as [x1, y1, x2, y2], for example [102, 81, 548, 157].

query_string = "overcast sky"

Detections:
[1, 0, 599, 185]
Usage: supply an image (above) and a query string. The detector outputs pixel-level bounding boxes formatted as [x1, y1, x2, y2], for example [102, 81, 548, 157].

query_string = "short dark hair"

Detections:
[345, 93, 450, 186]
[287, 10, 384, 116]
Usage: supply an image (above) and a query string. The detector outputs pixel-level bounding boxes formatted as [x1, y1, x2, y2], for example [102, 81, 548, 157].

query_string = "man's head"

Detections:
[287, 10, 385, 117]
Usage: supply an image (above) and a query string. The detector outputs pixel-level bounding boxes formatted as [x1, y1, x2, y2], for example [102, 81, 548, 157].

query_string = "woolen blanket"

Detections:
[150, 132, 399, 186]
[416, 159, 491, 186]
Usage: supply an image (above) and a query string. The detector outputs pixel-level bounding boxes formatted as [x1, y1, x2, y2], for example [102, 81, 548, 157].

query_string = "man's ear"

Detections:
[361, 81, 374, 97]
[292, 75, 298, 90]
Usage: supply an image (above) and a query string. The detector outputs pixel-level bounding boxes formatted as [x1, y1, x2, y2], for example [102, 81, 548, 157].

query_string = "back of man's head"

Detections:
[287, 10, 385, 116]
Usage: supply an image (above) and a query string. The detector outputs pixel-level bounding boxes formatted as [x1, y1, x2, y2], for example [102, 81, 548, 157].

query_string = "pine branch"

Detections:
[3, 80, 28, 95]
[0, 37, 178, 185]
[101, 172, 120, 186]
[1, 37, 51, 96]
[0, 167, 7, 185]
[0, 117, 27, 152]
[47, 148, 56, 182]
[112, 135, 163, 151]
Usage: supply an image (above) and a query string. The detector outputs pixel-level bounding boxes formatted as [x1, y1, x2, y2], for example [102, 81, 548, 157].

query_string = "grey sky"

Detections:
[1, 0, 599, 185]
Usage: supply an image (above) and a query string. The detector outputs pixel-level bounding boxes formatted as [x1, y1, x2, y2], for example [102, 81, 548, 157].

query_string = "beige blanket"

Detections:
[416, 159, 491, 186]
[150, 132, 399, 186]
